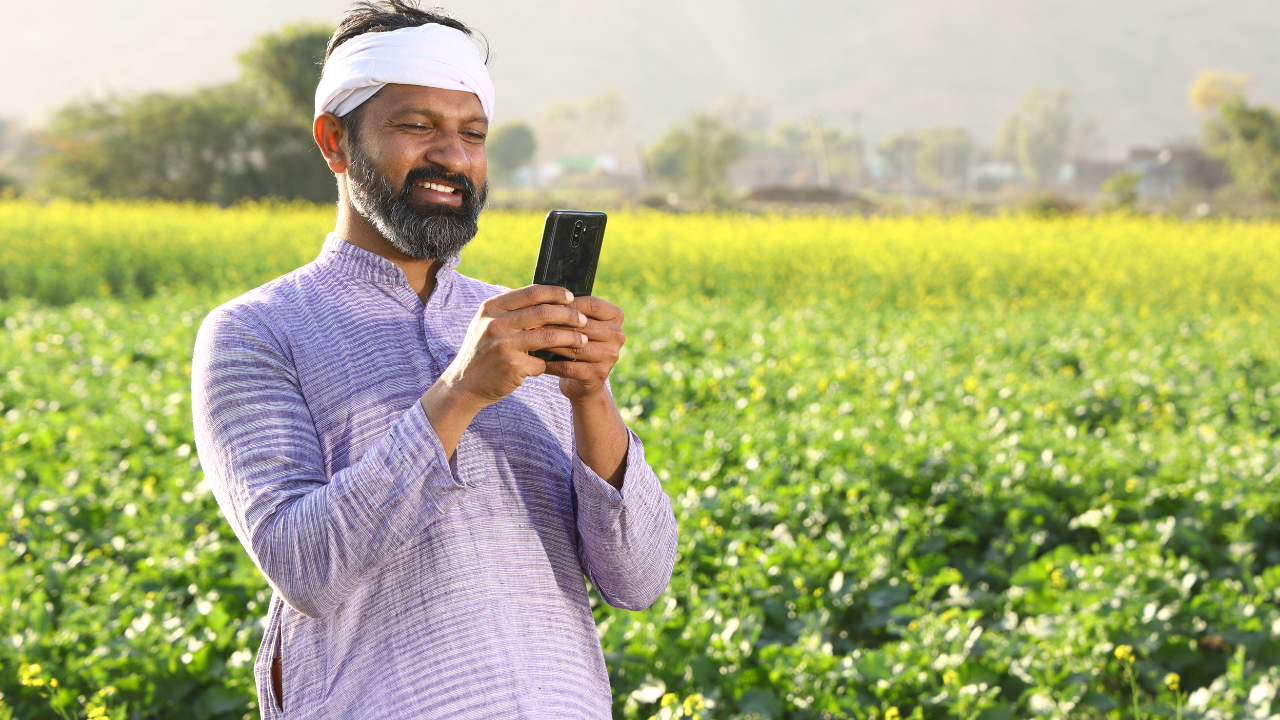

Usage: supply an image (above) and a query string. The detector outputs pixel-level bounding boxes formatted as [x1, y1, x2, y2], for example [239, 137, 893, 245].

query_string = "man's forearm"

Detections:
[571, 391, 629, 489]
[420, 382, 483, 458]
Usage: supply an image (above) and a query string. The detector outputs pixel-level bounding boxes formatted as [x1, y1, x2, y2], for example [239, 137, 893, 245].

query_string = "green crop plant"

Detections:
[1, 201, 1279, 718]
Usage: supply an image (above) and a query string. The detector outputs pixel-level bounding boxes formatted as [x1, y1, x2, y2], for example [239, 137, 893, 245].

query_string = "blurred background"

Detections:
[2, 0, 1278, 215]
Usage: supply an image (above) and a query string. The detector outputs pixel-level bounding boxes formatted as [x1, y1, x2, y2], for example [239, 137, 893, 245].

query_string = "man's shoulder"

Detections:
[449, 271, 508, 305]
[197, 263, 324, 347]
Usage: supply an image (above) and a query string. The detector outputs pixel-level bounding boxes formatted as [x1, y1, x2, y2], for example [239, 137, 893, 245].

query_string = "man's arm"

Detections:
[569, 432, 679, 610]
[420, 286, 590, 456]
[194, 287, 589, 619]
[567, 391, 629, 488]
[543, 295, 632, 487]
[544, 296, 680, 609]
[192, 308, 462, 620]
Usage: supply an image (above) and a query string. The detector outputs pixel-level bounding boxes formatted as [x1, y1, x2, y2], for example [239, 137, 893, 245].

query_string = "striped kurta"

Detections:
[191, 236, 679, 719]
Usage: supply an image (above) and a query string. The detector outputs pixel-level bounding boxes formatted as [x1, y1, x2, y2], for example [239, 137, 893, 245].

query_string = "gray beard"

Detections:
[345, 145, 487, 261]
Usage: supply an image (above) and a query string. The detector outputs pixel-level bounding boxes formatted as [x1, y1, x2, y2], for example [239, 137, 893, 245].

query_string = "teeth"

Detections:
[418, 182, 459, 194]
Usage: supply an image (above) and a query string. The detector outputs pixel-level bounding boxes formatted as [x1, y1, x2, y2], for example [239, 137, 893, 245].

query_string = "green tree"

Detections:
[1203, 98, 1280, 198]
[769, 121, 864, 187]
[648, 112, 745, 200]
[238, 23, 331, 116]
[915, 127, 973, 188]
[235, 23, 335, 202]
[876, 132, 919, 181]
[0, 119, 38, 194]
[1188, 70, 1252, 112]
[996, 88, 1072, 186]
[537, 90, 628, 161]
[487, 122, 537, 182]
[40, 23, 336, 204]
[1101, 170, 1141, 212]
[42, 86, 254, 202]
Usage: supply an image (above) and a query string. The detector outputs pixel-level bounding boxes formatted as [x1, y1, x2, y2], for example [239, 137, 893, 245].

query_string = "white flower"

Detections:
[1028, 693, 1056, 714]
[829, 571, 844, 594]
[1247, 676, 1276, 707]
[1187, 686, 1214, 711]
[1069, 508, 1105, 529]
[628, 678, 665, 704]
[720, 617, 740, 643]
[130, 614, 151, 634]
[227, 648, 253, 668]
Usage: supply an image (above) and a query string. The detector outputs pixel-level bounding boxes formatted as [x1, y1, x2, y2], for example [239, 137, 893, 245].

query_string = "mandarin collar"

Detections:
[318, 234, 462, 288]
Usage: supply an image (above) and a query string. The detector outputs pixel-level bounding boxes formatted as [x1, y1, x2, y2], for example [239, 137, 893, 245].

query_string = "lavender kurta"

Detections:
[191, 236, 678, 719]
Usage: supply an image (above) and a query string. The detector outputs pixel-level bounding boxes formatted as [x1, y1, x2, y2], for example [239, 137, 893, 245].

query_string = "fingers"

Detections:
[503, 302, 587, 332]
[506, 326, 590, 354]
[580, 318, 626, 346]
[570, 295, 623, 323]
[484, 285, 575, 315]
[543, 358, 609, 381]
[539, 298, 625, 364]
[539, 339, 618, 363]
[543, 296, 626, 400]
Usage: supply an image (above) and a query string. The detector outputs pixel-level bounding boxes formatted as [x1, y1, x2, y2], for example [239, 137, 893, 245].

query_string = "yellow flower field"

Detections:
[1, 199, 1276, 313]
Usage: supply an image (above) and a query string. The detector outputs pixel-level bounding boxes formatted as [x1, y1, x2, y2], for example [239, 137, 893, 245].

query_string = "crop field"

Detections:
[1, 199, 1279, 719]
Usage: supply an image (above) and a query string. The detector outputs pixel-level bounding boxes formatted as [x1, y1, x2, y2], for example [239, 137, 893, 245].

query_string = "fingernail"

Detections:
[577, 312, 587, 325]
[580, 333, 589, 345]
[564, 290, 573, 302]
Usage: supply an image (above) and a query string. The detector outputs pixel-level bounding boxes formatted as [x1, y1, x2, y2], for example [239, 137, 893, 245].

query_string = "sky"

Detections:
[3, 0, 1278, 156]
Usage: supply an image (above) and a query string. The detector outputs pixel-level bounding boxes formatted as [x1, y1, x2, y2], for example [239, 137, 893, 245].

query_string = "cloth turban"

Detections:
[314, 23, 495, 121]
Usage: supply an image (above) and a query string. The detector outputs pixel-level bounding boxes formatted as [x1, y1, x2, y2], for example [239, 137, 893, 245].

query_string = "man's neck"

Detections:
[335, 199, 443, 303]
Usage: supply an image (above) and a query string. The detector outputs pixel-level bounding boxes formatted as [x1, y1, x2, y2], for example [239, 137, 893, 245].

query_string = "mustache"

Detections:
[400, 165, 479, 204]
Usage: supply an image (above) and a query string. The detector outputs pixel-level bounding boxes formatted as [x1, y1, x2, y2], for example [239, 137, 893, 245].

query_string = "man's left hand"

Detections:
[542, 295, 625, 402]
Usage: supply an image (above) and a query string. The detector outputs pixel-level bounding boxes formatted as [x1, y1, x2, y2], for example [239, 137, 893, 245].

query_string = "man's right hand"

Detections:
[420, 284, 588, 457]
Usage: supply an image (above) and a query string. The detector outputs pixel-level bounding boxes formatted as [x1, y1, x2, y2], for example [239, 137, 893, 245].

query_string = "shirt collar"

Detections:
[318, 234, 462, 287]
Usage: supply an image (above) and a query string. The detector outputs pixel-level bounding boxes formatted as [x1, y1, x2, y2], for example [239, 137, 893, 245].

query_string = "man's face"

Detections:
[344, 84, 489, 260]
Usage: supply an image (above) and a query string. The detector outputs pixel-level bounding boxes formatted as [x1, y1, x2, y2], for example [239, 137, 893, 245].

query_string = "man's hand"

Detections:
[541, 296, 626, 402]
[421, 285, 587, 455]
[543, 295, 631, 489]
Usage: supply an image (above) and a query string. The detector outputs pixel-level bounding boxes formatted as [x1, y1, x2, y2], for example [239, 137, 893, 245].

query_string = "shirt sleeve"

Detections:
[191, 307, 465, 619]
[571, 429, 679, 611]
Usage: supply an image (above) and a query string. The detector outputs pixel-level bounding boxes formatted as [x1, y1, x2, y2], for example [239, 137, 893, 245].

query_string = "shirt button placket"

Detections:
[421, 310, 444, 380]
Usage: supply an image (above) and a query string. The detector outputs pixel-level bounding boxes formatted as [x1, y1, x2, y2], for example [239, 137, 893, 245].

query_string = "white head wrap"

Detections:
[314, 23, 494, 121]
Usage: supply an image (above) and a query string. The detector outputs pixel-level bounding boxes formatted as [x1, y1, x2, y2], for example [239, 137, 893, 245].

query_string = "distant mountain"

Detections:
[4, 0, 1277, 156]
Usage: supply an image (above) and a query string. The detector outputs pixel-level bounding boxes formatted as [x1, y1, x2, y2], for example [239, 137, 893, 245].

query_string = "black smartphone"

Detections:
[530, 209, 607, 362]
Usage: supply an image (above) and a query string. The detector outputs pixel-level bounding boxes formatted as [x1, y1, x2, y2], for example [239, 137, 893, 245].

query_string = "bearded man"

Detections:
[190, 3, 678, 717]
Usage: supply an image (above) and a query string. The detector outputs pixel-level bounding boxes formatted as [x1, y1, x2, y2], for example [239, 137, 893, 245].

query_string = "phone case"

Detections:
[531, 210, 607, 362]
[532, 210, 607, 297]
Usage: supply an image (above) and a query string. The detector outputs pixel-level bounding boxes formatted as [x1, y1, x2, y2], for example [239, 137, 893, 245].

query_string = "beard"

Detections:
[345, 142, 488, 261]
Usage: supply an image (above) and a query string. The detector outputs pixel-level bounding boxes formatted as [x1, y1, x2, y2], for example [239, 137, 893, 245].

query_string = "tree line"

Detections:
[39, 25, 337, 204]
[8, 24, 1280, 207]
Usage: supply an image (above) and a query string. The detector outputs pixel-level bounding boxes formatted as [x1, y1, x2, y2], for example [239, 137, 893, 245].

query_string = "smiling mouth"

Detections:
[417, 181, 460, 195]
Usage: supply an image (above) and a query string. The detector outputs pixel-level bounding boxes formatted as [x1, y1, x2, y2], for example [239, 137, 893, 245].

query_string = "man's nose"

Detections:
[423, 132, 471, 175]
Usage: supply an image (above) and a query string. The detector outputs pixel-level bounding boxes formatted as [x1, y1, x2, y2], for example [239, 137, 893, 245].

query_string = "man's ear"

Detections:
[314, 112, 349, 175]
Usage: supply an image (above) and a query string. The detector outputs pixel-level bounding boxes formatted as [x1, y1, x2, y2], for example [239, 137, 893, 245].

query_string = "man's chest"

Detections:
[284, 302, 577, 496]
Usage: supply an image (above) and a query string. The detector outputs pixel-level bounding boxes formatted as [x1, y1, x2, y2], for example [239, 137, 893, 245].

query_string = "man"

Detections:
[191, 2, 678, 717]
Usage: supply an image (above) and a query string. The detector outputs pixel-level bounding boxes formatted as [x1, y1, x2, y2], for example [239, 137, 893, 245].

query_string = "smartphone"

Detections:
[530, 210, 607, 362]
